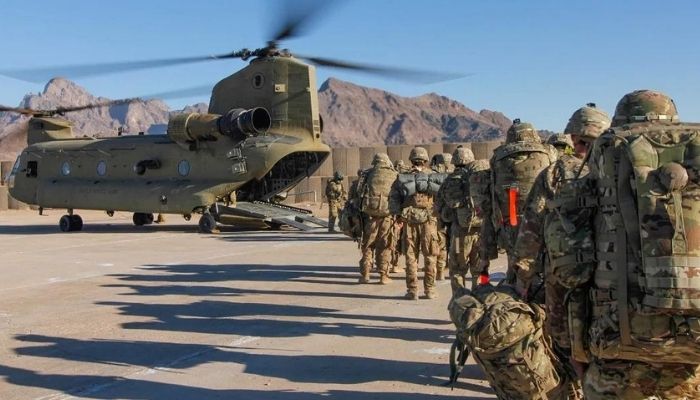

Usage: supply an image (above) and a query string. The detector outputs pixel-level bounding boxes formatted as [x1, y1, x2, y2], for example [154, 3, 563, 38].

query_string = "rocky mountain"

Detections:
[318, 78, 511, 147]
[0, 77, 513, 160]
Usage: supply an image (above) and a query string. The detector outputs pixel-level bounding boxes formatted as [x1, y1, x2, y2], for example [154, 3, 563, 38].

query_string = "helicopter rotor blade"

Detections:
[0, 52, 247, 84]
[296, 54, 469, 84]
[0, 105, 38, 116]
[0, 98, 149, 117]
[270, 0, 342, 43]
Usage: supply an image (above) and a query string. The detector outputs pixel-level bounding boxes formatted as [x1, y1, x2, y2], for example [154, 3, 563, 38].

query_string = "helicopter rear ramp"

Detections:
[213, 201, 328, 231]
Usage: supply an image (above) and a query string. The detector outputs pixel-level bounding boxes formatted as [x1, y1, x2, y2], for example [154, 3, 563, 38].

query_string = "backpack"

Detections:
[559, 122, 700, 365]
[361, 166, 397, 217]
[397, 172, 446, 210]
[490, 142, 557, 252]
[448, 285, 565, 400]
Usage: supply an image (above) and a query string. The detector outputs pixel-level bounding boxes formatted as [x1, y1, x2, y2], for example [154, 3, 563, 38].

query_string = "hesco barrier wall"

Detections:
[0, 140, 504, 210]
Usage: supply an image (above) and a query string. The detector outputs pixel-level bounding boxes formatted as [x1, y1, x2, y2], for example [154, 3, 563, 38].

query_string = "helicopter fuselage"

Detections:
[7, 56, 331, 222]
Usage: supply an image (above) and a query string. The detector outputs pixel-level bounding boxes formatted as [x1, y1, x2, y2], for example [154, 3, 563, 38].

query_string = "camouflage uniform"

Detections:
[577, 91, 700, 399]
[358, 153, 398, 284]
[325, 171, 346, 232]
[390, 146, 443, 300]
[430, 153, 451, 280]
[513, 103, 612, 400]
[390, 160, 410, 273]
[479, 119, 557, 282]
[435, 147, 486, 292]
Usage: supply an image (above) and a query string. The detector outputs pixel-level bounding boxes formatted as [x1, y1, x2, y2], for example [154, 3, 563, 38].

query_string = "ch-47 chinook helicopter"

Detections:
[0, 3, 461, 233]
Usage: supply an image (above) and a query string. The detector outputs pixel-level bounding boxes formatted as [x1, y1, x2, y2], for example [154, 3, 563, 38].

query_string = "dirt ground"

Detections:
[0, 206, 503, 400]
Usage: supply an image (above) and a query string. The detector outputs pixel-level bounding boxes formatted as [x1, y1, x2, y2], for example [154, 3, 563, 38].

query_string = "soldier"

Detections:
[430, 153, 451, 280]
[435, 146, 489, 292]
[357, 153, 398, 284]
[394, 159, 411, 173]
[389, 146, 445, 300]
[512, 103, 611, 399]
[325, 171, 346, 233]
[559, 90, 700, 400]
[479, 119, 557, 283]
[546, 133, 575, 156]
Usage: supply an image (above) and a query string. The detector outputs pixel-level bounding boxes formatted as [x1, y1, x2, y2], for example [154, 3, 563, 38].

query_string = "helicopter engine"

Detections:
[167, 107, 271, 147]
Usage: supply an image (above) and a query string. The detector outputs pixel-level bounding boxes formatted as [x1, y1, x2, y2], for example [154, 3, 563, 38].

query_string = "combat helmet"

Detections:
[546, 133, 574, 149]
[333, 171, 344, 181]
[612, 90, 679, 127]
[564, 103, 611, 141]
[409, 146, 429, 164]
[372, 152, 392, 168]
[506, 119, 539, 143]
[452, 146, 475, 167]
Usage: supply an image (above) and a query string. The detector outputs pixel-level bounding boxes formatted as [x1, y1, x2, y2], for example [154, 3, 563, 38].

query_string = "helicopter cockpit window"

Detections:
[252, 73, 265, 89]
[96, 161, 107, 176]
[26, 161, 38, 178]
[61, 161, 71, 176]
[177, 160, 190, 176]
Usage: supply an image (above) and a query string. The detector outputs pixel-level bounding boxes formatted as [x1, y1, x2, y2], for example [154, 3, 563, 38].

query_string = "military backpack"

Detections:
[360, 166, 397, 218]
[448, 285, 565, 400]
[490, 142, 557, 251]
[554, 122, 700, 364]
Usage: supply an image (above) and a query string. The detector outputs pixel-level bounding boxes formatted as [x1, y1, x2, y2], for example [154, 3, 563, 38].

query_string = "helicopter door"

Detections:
[7, 157, 21, 189]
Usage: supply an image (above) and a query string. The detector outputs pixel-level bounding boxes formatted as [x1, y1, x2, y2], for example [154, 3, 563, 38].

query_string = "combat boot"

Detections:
[358, 275, 371, 284]
[379, 274, 392, 285]
[436, 270, 444, 281]
[391, 265, 404, 273]
[424, 290, 437, 299]
[404, 291, 418, 300]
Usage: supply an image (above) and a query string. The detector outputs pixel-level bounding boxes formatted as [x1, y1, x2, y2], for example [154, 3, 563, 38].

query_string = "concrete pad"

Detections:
[0, 209, 503, 400]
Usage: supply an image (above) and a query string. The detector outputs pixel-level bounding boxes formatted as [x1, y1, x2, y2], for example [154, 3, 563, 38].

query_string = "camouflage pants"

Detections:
[448, 223, 481, 293]
[327, 201, 340, 231]
[389, 222, 404, 271]
[359, 216, 395, 279]
[583, 359, 700, 400]
[543, 272, 569, 351]
[436, 226, 447, 279]
[403, 218, 439, 296]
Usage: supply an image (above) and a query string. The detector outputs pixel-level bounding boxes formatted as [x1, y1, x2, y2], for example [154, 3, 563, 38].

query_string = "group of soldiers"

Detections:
[328, 147, 469, 299]
[329, 88, 700, 399]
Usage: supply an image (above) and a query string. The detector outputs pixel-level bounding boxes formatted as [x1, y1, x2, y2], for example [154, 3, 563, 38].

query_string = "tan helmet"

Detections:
[372, 152, 392, 167]
[546, 133, 574, 149]
[506, 118, 539, 143]
[452, 146, 474, 166]
[442, 153, 452, 166]
[565, 103, 611, 140]
[333, 171, 344, 181]
[409, 146, 429, 163]
[612, 90, 679, 127]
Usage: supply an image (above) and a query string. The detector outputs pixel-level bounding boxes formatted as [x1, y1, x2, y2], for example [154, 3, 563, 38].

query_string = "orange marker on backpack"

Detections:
[508, 186, 518, 226]
[477, 272, 490, 285]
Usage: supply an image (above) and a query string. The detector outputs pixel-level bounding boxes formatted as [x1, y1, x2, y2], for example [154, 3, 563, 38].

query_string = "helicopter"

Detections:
[0, 2, 462, 233]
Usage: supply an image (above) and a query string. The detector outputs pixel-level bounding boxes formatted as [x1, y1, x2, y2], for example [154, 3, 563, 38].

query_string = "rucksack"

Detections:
[448, 285, 565, 400]
[361, 166, 397, 217]
[490, 142, 557, 252]
[558, 122, 700, 365]
[397, 172, 446, 209]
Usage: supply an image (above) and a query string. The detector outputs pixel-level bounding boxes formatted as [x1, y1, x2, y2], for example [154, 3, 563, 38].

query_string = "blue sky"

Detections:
[1, 0, 698, 131]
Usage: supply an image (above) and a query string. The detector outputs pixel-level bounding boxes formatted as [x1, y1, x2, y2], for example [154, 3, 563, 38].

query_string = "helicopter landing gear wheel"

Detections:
[59, 214, 83, 232]
[198, 213, 218, 233]
[133, 212, 154, 226]
[70, 215, 83, 231]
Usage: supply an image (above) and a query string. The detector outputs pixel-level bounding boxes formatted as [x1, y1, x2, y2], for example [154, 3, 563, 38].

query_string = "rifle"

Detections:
[445, 337, 470, 388]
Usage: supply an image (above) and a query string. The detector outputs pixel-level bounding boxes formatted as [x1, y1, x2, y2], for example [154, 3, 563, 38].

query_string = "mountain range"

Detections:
[0, 77, 513, 161]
